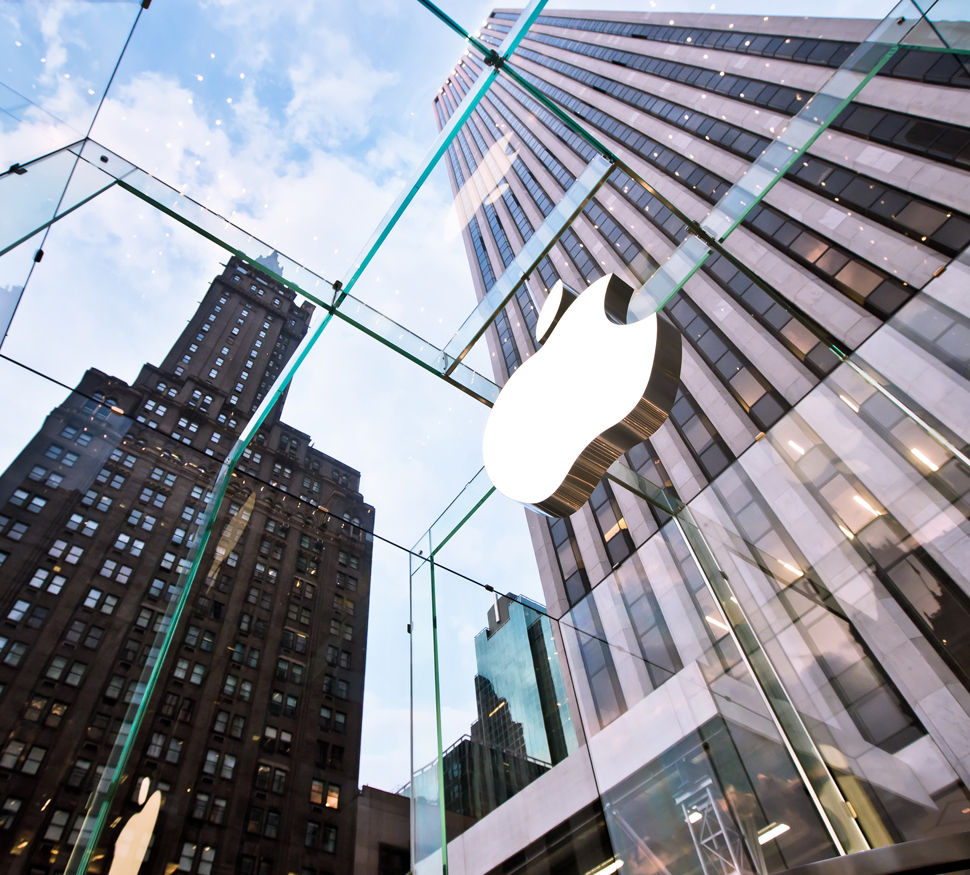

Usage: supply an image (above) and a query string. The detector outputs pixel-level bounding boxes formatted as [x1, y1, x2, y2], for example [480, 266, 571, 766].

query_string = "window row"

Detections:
[518, 13, 970, 88]
[527, 44, 970, 257]
[525, 31, 970, 171]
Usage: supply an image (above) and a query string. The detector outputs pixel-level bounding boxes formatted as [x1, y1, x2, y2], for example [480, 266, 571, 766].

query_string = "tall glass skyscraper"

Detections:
[431, 9, 970, 875]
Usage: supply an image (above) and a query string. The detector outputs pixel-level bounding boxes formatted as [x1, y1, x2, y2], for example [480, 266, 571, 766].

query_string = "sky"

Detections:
[0, 0, 894, 791]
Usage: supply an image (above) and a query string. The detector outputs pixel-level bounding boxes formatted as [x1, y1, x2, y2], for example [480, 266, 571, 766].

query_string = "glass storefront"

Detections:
[1, 0, 969, 874]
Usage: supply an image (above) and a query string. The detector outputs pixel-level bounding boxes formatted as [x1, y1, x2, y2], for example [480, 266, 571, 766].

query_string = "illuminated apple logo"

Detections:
[483, 274, 681, 517]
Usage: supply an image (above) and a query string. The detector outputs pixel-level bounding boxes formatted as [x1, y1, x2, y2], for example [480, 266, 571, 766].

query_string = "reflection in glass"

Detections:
[474, 594, 577, 766]
[408, 587, 579, 836]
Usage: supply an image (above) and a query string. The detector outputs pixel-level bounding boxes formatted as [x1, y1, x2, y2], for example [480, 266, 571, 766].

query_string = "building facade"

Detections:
[0, 255, 373, 875]
[432, 9, 970, 875]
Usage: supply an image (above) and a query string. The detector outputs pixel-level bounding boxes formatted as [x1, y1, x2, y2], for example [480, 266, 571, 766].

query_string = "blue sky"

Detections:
[1, 0, 892, 790]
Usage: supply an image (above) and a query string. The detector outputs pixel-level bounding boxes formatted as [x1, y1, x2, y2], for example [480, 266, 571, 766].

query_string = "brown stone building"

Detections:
[0, 255, 373, 875]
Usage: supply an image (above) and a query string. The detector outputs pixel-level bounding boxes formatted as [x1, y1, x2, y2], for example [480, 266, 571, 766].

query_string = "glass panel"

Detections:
[0, 0, 141, 161]
[425, 466, 494, 558]
[3, 2, 970, 875]
[84, 0, 487, 271]
[62, 463, 374, 873]
[63, 138, 501, 404]
[680, 442, 970, 845]
[440, 154, 614, 372]
[605, 465, 867, 853]
[904, 0, 970, 50]
[0, 218, 375, 871]
[408, 1, 970, 873]
[558, 554, 842, 872]
[0, 185, 238, 396]
[0, 146, 81, 256]
[411, 518, 589, 875]
[409, 553, 446, 875]
[607, 0, 945, 324]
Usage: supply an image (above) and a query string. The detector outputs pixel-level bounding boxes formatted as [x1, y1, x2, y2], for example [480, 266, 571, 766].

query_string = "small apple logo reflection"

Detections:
[483, 274, 681, 517]
[106, 778, 161, 875]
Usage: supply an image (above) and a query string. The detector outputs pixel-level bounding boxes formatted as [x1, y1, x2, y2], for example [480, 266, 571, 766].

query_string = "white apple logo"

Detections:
[483, 273, 681, 517]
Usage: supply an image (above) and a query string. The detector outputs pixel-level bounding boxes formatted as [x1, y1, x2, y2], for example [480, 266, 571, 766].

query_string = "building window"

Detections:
[589, 481, 633, 567]
[178, 842, 197, 871]
[191, 792, 209, 819]
[3, 642, 27, 667]
[166, 737, 183, 763]
[246, 807, 264, 835]
[305, 821, 320, 848]
[0, 741, 24, 770]
[310, 779, 325, 805]
[21, 745, 46, 775]
[43, 809, 70, 841]
[211, 798, 227, 824]
[147, 733, 165, 758]
[202, 749, 219, 775]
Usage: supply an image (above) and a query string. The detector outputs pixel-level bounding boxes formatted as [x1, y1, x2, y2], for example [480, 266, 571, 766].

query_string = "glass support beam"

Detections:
[334, 295, 500, 404]
[905, 0, 970, 51]
[412, 0, 549, 66]
[0, 141, 134, 344]
[626, 0, 942, 324]
[412, 0, 495, 58]
[340, 67, 498, 300]
[409, 465, 495, 875]
[491, 0, 553, 61]
[48, 140, 501, 405]
[0, 142, 122, 259]
[416, 465, 496, 558]
[439, 154, 613, 374]
[429, 556, 449, 875]
[499, 63, 619, 163]
[604, 458, 869, 856]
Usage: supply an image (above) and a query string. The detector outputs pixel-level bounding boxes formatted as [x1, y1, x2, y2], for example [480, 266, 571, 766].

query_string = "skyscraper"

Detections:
[0, 255, 373, 875]
[433, 9, 970, 875]
[472, 593, 575, 766]
[411, 595, 569, 826]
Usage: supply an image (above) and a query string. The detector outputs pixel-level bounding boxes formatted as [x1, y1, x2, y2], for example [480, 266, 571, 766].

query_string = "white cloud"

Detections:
[284, 32, 400, 147]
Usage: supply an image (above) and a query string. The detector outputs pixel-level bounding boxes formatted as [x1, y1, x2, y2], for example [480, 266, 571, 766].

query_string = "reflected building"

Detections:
[434, 9, 970, 875]
[412, 595, 569, 825]
[439, 734, 547, 823]
[0, 256, 373, 875]
[471, 675, 529, 756]
[471, 594, 576, 766]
